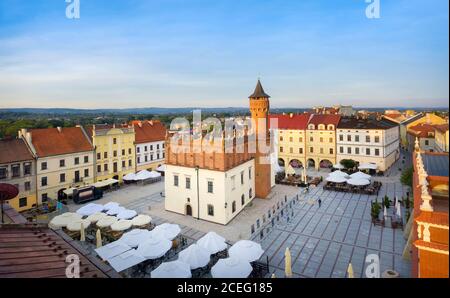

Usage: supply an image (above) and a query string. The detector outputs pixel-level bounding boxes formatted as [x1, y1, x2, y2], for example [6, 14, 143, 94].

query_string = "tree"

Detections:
[400, 167, 413, 187]
[340, 159, 357, 169]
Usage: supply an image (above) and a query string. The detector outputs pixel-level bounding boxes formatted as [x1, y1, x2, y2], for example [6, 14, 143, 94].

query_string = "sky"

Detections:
[0, 0, 448, 109]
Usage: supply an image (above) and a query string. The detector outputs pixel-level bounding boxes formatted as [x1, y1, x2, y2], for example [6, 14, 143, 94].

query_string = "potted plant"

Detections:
[383, 195, 391, 208]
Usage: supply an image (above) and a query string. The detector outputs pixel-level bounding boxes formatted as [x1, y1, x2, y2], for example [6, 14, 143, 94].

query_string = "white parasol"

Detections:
[178, 244, 211, 270]
[326, 175, 348, 183]
[152, 223, 181, 240]
[119, 229, 151, 248]
[229, 240, 264, 262]
[211, 257, 253, 278]
[136, 233, 172, 260]
[151, 260, 192, 278]
[350, 171, 371, 180]
[117, 209, 138, 220]
[197, 231, 227, 254]
[346, 178, 370, 186]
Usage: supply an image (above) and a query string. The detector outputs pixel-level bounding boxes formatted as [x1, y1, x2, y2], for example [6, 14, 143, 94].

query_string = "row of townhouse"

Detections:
[271, 113, 400, 173]
[0, 121, 166, 212]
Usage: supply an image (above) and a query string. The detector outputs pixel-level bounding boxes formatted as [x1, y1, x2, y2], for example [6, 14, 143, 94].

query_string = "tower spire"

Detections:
[249, 79, 271, 99]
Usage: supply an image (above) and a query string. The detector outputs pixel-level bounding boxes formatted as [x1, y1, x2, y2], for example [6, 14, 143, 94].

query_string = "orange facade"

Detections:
[411, 148, 449, 278]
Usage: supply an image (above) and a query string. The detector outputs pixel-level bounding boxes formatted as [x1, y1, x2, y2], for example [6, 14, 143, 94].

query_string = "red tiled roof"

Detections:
[414, 240, 449, 253]
[132, 120, 167, 144]
[269, 114, 311, 130]
[415, 211, 449, 227]
[30, 127, 93, 157]
[0, 138, 34, 164]
[308, 114, 341, 127]
[408, 123, 437, 138]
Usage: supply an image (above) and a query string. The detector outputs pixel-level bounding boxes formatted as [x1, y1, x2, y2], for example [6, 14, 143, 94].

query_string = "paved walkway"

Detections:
[253, 182, 411, 278]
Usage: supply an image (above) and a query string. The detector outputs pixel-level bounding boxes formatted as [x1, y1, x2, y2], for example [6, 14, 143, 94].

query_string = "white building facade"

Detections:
[336, 118, 400, 172]
[136, 140, 165, 171]
[165, 159, 256, 225]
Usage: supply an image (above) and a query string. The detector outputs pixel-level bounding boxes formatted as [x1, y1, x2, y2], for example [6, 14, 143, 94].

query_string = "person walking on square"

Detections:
[318, 198, 322, 208]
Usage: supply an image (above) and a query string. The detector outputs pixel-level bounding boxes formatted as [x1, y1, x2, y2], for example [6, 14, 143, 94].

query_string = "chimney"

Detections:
[138, 121, 143, 128]
[149, 120, 153, 126]
[26, 132, 32, 144]
[57, 127, 62, 133]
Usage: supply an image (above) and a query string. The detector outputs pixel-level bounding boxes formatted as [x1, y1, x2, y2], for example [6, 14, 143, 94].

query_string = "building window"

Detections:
[137, 147, 140, 153]
[60, 173, 65, 183]
[11, 164, 20, 178]
[347, 147, 351, 154]
[157, 153, 160, 159]
[19, 197, 27, 208]
[299, 148, 303, 154]
[157, 144, 160, 150]
[231, 175, 236, 189]
[375, 149, 380, 156]
[84, 156, 89, 163]
[151, 155, 154, 161]
[339, 135, 343, 141]
[207, 181, 213, 193]
[144, 146, 147, 152]
[122, 149, 125, 156]
[289, 147, 293, 154]
[310, 137, 314, 142]
[24, 181, 31, 191]
[249, 188, 253, 198]
[73, 157, 79, 165]
[366, 136, 370, 143]
[186, 177, 191, 189]
[366, 148, 370, 155]
[24, 163, 31, 175]
[41, 177, 48, 186]
[84, 169, 89, 177]
[241, 194, 245, 206]
[249, 167, 252, 180]
[355, 147, 360, 154]
[320, 137, 323, 143]
[207, 204, 214, 216]
[113, 138, 117, 144]
[240, 171, 244, 185]
[280, 147, 283, 153]
[41, 162, 47, 171]
[347, 135, 351, 142]
[425, 140, 429, 146]
[59, 159, 65, 167]
[320, 148, 324, 154]
[232, 201, 236, 213]
[340, 146, 344, 154]
[114, 151, 117, 157]
[128, 159, 132, 167]
[299, 137, 303, 143]
[137, 157, 141, 164]
[97, 153, 101, 160]
[104, 152, 108, 159]
[150, 145, 153, 151]
[0, 167, 7, 179]
[309, 147, 313, 153]
[375, 136, 380, 143]
[329, 148, 334, 155]
[144, 155, 148, 162]
[122, 160, 126, 168]
[355, 135, 360, 142]
[104, 164, 108, 171]
[329, 138, 333, 143]
[128, 148, 132, 155]
[174, 175, 179, 186]
[41, 193, 48, 202]
[97, 165, 102, 173]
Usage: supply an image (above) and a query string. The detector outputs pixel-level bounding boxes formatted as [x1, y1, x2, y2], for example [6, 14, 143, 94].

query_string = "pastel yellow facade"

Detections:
[435, 128, 449, 152]
[400, 113, 447, 148]
[306, 124, 337, 169]
[277, 129, 307, 174]
[91, 126, 136, 183]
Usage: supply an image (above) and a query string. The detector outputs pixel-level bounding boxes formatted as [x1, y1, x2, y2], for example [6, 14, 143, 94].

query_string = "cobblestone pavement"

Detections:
[253, 181, 411, 278]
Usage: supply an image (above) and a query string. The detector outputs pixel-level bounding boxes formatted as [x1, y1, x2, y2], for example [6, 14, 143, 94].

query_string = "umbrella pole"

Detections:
[1, 201, 4, 224]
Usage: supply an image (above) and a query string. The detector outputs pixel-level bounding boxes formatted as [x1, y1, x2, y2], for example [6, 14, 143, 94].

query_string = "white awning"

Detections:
[326, 176, 348, 183]
[156, 164, 166, 172]
[63, 187, 77, 196]
[123, 173, 137, 181]
[95, 240, 132, 261]
[92, 178, 118, 188]
[358, 163, 378, 170]
[107, 249, 146, 272]
[347, 178, 371, 186]
[151, 260, 192, 278]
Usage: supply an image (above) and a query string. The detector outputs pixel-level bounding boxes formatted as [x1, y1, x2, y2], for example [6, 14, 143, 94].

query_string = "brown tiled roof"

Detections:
[132, 120, 166, 144]
[0, 224, 120, 278]
[407, 123, 437, 138]
[249, 79, 270, 98]
[30, 127, 93, 157]
[434, 124, 449, 134]
[337, 117, 398, 130]
[308, 114, 341, 127]
[0, 138, 34, 164]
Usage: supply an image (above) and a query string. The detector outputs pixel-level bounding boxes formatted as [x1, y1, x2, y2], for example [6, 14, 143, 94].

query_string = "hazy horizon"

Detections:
[0, 0, 448, 109]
